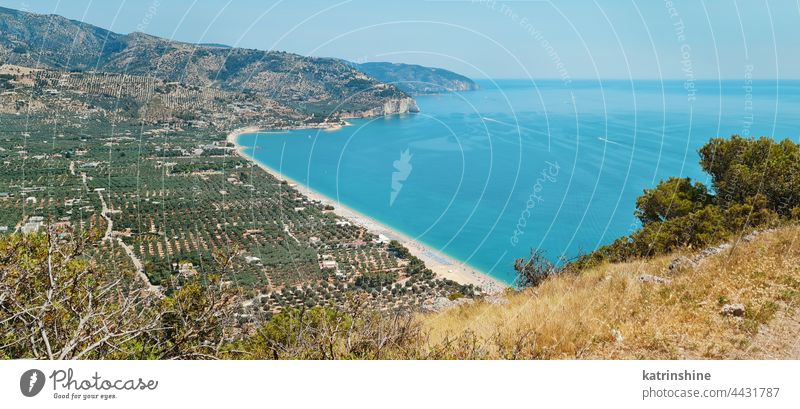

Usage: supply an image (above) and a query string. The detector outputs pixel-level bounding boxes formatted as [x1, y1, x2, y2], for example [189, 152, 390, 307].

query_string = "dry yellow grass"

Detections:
[420, 226, 800, 359]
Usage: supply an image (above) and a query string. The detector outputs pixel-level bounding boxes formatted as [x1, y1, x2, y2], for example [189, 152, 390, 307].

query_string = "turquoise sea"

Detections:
[238, 80, 800, 284]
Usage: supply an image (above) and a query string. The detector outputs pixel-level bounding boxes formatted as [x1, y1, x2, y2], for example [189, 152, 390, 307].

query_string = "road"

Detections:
[96, 189, 160, 295]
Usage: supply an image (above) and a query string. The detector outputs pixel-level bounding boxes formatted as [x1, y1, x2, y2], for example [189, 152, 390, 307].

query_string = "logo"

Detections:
[390, 149, 413, 206]
[20, 369, 45, 397]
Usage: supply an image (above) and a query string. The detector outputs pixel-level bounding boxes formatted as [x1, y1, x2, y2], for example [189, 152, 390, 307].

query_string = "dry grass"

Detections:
[420, 226, 800, 359]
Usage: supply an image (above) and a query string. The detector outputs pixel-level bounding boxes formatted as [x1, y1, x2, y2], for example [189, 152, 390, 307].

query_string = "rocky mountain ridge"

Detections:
[0, 6, 417, 118]
[355, 62, 479, 95]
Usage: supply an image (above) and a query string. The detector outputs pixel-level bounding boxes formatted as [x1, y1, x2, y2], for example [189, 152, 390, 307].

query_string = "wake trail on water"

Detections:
[597, 137, 624, 146]
[481, 117, 546, 136]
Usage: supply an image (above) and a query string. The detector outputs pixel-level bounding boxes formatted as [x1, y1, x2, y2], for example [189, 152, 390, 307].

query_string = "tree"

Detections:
[635, 177, 711, 225]
[699, 135, 800, 214]
[722, 193, 779, 233]
[514, 249, 558, 288]
[388, 240, 411, 259]
[0, 231, 241, 360]
[0, 231, 160, 359]
[572, 136, 800, 266]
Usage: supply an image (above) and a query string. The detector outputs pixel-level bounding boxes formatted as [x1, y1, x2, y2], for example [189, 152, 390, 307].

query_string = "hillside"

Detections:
[420, 225, 800, 359]
[0, 64, 303, 127]
[356, 62, 479, 95]
[0, 6, 417, 117]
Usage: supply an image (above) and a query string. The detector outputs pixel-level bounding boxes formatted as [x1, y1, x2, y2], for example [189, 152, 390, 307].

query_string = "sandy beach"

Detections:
[227, 126, 507, 294]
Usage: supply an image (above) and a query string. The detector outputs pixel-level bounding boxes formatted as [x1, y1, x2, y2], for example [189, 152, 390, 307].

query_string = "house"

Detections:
[21, 217, 43, 234]
[243, 229, 264, 238]
[319, 254, 339, 271]
[52, 221, 71, 229]
[178, 262, 198, 277]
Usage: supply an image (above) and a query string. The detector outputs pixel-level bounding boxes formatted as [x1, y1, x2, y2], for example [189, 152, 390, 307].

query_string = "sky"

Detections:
[1, 0, 798, 80]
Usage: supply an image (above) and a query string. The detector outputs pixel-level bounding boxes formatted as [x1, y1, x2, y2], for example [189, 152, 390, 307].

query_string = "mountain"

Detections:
[0, 6, 417, 117]
[355, 62, 479, 95]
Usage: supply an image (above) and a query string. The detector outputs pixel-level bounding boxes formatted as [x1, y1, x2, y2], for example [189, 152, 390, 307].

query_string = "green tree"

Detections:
[699, 135, 800, 214]
[635, 177, 711, 225]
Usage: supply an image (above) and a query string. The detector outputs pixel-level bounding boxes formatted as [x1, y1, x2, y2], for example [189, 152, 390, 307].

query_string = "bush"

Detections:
[514, 249, 559, 288]
[634, 205, 728, 255]
[447, 292, 464, 301]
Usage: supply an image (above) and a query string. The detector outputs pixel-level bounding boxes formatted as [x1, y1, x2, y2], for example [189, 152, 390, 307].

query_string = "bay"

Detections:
[238, 79, 800, 283]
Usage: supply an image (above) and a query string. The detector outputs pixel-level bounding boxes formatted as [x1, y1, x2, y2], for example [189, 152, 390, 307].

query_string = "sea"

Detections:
[238, 79, 800, 284]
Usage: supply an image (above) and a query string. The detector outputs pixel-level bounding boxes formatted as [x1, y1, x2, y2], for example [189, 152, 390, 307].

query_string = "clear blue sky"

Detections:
[2, 0, 798, 79]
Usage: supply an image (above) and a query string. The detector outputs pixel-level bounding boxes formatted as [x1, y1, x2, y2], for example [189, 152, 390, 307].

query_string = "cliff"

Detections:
[340, 96, 420, 118]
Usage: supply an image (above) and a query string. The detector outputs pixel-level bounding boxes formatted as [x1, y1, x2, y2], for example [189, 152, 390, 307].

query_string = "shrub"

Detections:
[447, 292, 464, 301]
[514, 249, 559, 288]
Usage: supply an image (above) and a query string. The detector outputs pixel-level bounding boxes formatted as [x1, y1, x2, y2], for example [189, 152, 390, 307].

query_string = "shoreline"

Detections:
[226, 126, 507, 294]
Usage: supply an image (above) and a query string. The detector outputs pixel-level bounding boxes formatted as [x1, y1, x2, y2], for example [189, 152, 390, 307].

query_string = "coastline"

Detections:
[226, 126, 507, 294]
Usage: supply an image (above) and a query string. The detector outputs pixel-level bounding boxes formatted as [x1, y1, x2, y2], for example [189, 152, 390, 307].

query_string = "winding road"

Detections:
[96, 189, 160, 295]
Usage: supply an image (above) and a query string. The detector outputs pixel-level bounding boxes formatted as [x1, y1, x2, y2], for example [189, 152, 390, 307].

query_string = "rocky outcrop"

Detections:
[638, 274, 671, 284]
[667, 256, 698, 272]
[421, 295, 474, 312]
[667, 243, 732, 273]
[721, 303, 745, 317]
[340, 97, 420, 118]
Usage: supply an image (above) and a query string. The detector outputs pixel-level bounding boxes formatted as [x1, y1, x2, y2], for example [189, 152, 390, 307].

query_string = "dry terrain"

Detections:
[421, 225, 800, 359]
